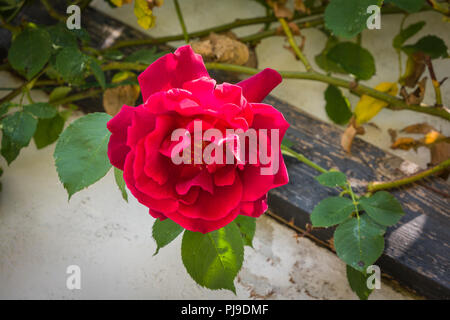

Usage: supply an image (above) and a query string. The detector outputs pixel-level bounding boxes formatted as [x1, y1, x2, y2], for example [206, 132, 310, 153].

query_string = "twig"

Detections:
[49, 89, 102, 106]
[281, 145, 328, 174]
[105, 8, 325, 51]
[240, 17, 323, 43]
[205, 63, 450, 121]
[173, 0, 189, 43]
[279, 17, 313, 72]
[40, 0, 66, 21]
[367, 158, 450, 192]
[425, 55, 443, 107]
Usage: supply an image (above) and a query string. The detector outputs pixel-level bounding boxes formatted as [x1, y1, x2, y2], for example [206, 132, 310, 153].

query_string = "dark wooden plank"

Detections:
[266, 95, 450, 300]
[3, 2, 449, 299]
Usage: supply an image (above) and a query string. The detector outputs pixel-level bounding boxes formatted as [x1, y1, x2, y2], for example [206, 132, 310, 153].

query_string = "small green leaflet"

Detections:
[88, 58, 106, 89]
[53, 47, 87, 84]
[46, 23, 78, 50]
[334, 215, 385, 272]
[8, 27, 52, 79]
[315, 171, 347, 187]
[181, 223, 244, 293]
[152, 218, 184, 255]
[114, 167, 128, 202]
[311, 196, 355, 228]
[323, 85, 352, 125]
[234, 215, 256, 247]
[1, 111, 37, 147]
[23, 102, 57, 119]
[324, 0, 381, 39]
[385, 0, 425, 13]
[49, 87, 72, 102]
[124, 48, 168, 65]
[327, 42, 376, 80]
[315, 35, 347, 74]
[103, 49, 125, 61]
[346, 265, 373, 300]
[393, 21, 426, 50]
[359, 191, 404, 226]
[1, 134, 21, 165]
[402, 35, 448, 59]
[54, 113, 112, 199]
[33, 114, 65, 149]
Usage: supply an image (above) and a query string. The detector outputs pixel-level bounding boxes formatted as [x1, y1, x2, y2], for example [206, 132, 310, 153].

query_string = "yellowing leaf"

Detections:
[111, 0, 133, 7]
[112, 71, 136, 83]
[134, 0, 156, 29]
[424, 130, 443, 145]
[391, 137, 417, 150]
[354, 82, 398, 125]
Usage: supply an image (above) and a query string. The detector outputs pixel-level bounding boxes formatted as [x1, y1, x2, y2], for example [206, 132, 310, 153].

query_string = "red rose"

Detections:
[107, 45, 289, 233]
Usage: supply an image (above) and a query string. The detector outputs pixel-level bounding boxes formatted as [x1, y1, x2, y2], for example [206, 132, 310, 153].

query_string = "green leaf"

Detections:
[327, 42, 376, 80]
[8, 27, 52, 79]
[53, 47, 87, 84]
[181, 223, 244, 293]
[71, 27, 91, 43]
[234, 215, 256, 247]
[315, 36, 348, 74]
[1, 134, 21, 165]
[114, 167, 128, 202]
[359, 191, 404, 226]
[334, 215, 385, 272]
[324, 0, 381, 39]
[385, 0, 425, 13]
[46, 23, 78, 50]
[152, 218, 184, 255]
[54, 113, 112, 198]
[103, 49, 125, 61]
[346, 265, 373, 300]
[311, 196, 355, 227]
[315, 171, 348, 187]
[124, 48, 167, 65]
[393, 21, 426, 50]
[49, 87, 72, 102]
[33, 114, 65, 149]
[23, 102, 57, 119]
[402, 35, 448, 59]
[1, 111, 37, 147]
[323, 85, 352, 125]
[88, 58, 106, 89]
[0, 101, 17, 117]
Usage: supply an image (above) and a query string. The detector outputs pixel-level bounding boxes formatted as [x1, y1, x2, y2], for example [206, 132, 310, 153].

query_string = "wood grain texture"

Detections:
[3, 3, 449, 299]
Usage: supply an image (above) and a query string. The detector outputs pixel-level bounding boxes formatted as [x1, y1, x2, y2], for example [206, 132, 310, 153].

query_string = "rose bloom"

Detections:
[107, 45, 289, 233]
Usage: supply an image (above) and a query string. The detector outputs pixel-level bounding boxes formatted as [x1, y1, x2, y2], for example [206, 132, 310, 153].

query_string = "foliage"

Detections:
[0, 0, 448, 300]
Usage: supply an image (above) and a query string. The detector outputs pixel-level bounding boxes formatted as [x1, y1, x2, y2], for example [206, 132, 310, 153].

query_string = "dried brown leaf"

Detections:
[391, 137, 418, 150]
[103, 85, 140, 116]
[388, 128, 397, 143]
[191, 33, 249, 65]
[400, 52, 426, 88]
[400, 122, 436, 134]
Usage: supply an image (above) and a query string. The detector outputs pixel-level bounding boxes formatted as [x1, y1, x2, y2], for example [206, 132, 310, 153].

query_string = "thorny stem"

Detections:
[40, 0, 66, 21]
[205, 63, 450, 121]
[105, 7, 326, 51]
[239, 17, 323, 43]
[49, 88, 102, 106]
[279, 18, 313, 72]
[281, 145, 327, 174]
[367, 158, 450, 192]
[425, 56, 443, 107]
[173, 0, 189, 43]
